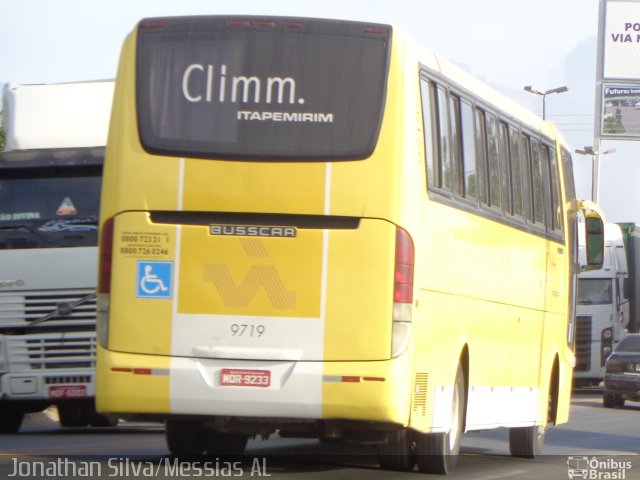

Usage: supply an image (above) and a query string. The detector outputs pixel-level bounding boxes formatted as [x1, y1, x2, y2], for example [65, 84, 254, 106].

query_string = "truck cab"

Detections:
[574, 222, 630, 386]
[0, 81, 113, 431]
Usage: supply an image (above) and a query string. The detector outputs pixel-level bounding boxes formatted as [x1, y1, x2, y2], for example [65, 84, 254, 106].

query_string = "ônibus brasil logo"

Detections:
[567, 456, 632, 479]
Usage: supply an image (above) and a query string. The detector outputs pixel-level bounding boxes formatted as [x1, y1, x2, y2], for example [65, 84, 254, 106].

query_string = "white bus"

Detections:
[0, 80, 114, 431]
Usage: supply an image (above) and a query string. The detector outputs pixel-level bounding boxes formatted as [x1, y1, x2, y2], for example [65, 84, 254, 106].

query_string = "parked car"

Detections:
[603, 333, 640, 408]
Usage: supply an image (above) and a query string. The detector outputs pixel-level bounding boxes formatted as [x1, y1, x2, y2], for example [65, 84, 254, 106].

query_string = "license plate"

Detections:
[220, 369, 271, 387]
[49, 385, 88, 399]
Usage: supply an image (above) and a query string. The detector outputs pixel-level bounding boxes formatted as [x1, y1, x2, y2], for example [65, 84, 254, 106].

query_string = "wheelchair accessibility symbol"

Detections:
[136, 261, 173, 299]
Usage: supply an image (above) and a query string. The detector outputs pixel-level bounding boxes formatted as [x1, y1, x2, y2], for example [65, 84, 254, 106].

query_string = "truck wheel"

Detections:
[376, 429, 416, 471]
[89, 413, 119, 427]
[416, 367, 465, 474]
[58, 405, 89, 428]
[0, 409, 24, 433]
[166, 419, 205, 456]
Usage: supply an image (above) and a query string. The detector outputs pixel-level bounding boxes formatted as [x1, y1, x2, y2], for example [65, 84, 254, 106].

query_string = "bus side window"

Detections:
[547, 146, 563, 233]
[521, 134, 533, 223]
[475, 109, 488, 205]
[530, 138, 545, 226]
[485, 112, 501, 210]
[420, 78, 437, 190]
[509, 126, 524, 218]
[449, 94, 463, 197]
[540, 144, 553, 230]
[436, 85, 451, 192]
[460, 99, 477, 200]
[499, 122, 512, 214]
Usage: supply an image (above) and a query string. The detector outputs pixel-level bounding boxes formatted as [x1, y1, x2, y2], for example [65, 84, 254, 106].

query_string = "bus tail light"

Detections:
[97, 217, 114, 348]
[98, 217, 114, 294]
[392, 227, 414, 357]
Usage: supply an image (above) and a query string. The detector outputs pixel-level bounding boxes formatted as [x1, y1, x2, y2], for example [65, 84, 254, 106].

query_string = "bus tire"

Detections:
[166, 419, 205, 456]
[509, 424, 545, 458]
[376, 429, 416, 471]
[202, 429, 248, 457]
[416, 367, 464, 474]
[510, 371, 554, 458]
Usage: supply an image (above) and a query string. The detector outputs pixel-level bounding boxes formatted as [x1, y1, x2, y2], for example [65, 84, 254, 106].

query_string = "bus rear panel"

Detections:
[98, 16, 415, 433]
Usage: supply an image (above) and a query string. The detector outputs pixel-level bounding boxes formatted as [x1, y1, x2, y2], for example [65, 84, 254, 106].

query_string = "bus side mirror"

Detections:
[584, 216, 604, 271]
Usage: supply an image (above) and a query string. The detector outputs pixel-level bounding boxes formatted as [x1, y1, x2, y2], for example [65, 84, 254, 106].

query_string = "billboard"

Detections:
[601, 84, 640, 136]
[603, 1, 640, 79]
[598, 0, 640, 139]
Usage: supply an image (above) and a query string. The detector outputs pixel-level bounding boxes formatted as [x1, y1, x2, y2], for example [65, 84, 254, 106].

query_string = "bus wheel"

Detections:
[509, 424, 546, 458]
[510, 373, 553, 458]
[166, 419, 205, 456]
[376, 429, 416, 471]
[202, 428, 248, 457]
[416, 367, 464, 474]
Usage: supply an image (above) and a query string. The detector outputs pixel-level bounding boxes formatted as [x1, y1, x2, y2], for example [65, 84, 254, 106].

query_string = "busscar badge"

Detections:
[209, 225, 297, 238]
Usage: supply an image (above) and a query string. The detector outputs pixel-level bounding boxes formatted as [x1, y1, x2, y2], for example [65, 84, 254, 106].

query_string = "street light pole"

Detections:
[574, 145, 616, 204]
[524, 85, 569, 120]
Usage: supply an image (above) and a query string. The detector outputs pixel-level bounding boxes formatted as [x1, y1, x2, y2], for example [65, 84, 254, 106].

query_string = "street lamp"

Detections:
[524, 85, 569, 120]
[574, 146, 616, 204]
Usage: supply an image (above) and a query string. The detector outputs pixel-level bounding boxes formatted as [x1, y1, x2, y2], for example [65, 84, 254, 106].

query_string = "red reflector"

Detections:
[133, 368, 152, 375]
[226, 21, 251, 27]
[140, 22, 167, 29]
[281, 22, 304, 29]
[394, 228, 415, 303]
[364, 27, 389, 35]
[253, 21, 277, 28]
[342, 376, 361, 383]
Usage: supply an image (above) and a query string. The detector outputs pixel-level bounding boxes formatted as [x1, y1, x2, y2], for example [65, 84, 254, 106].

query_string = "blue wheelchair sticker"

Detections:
[136, 261, 173, 299]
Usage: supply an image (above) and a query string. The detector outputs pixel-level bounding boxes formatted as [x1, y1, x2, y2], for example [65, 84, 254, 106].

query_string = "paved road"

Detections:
[1, 391, 638, 479]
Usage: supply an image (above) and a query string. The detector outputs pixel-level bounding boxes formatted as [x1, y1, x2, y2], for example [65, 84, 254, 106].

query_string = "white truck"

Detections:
[0, 80, 114, 431]
[574, 222, 631, 387]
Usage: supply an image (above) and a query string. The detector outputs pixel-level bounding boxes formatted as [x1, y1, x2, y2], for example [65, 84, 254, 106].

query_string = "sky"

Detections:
[2, 0, 638, 223]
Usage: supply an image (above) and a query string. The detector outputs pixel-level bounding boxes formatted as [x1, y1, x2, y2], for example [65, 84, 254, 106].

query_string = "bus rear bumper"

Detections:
[96, 345, 412, 426]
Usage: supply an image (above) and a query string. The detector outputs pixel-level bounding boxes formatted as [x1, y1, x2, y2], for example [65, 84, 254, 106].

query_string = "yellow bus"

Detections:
[96, 16, 603, 474]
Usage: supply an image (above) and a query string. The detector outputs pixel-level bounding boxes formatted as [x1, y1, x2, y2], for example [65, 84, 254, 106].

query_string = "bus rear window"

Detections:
[136, 16, 391, 161]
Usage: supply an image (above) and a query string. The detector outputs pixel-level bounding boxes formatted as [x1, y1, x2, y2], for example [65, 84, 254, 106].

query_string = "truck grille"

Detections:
[0, 289, 96, 328]
[574, 315, 592, 372]
[6, 332, 96, 370]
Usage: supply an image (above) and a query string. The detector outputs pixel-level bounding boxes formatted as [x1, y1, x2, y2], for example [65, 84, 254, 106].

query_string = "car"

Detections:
[603, 333, 640, 408]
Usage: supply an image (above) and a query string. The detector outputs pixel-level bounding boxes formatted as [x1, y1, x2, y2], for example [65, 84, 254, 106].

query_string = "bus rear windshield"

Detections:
[136, 16, 391, 161]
